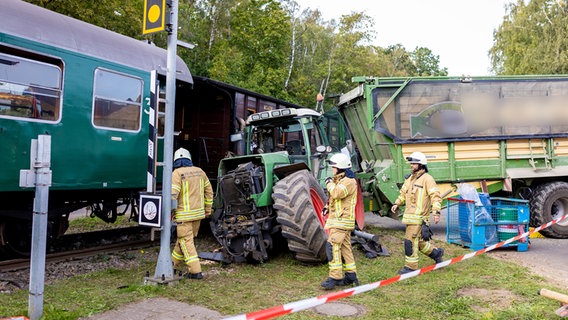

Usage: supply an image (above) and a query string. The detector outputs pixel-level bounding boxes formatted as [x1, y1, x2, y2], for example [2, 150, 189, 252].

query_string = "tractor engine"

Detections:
[210, 161, 279, 263]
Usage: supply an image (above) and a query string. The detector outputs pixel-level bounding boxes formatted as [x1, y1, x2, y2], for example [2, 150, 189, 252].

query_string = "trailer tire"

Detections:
[273, 170, 328, 264]
[529, 181, 568, 239]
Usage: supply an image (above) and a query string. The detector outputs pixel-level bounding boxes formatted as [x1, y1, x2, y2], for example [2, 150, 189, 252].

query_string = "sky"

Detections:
[294, 0, 514, 76]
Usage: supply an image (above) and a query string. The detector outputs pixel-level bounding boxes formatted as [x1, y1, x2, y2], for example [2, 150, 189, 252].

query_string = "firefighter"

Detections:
[171, 148, 213, 279]
[321, 153, 360, 290]
[391, 151, 444, 274]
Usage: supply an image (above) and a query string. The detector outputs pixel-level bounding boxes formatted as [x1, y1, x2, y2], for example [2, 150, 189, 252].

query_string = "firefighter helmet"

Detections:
[328, 153, 351, 169]
[174, 148, 192, 161]
[406, 151, 427, 165]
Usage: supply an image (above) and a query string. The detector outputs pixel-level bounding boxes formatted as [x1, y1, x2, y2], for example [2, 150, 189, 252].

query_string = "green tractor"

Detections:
[209, 108, 330, 263]
[208, 108, 386, 264]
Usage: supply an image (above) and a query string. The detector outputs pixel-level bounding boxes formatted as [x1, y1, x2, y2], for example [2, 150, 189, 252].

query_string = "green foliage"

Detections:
[47, 0, 568, 105]
[491, 0, 568, 75]
[23, 0, 450, 109]
[67, 214, 137, 233]
[26, 0, 144, 39]
[412, 47, 449, 76]
[382, 44, 417, 76]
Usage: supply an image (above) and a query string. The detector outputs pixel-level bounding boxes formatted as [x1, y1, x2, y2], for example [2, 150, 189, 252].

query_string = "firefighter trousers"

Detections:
[404, 223, 436, 270]
[172, 220, 202, 274]
[327, 228, 356, 280]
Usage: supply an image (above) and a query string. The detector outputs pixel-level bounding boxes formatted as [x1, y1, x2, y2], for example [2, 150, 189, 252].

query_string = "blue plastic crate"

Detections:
[446, 196, 529, 251]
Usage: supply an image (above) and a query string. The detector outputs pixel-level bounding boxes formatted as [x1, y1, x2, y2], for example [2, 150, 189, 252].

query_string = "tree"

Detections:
[24, 0, 451, 108]
[411, 47, 448, 76]
[26, 0, 144, 39]
[207, 0, 291, 99]
[490, 0, 568, 75]
[326, 13, 381, 98]
[381, 44, 416, 76]
[283, 7, 337, 107]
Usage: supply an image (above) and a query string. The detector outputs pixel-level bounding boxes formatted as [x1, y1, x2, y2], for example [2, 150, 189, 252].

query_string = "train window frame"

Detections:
[0, 51, 63, 123]
[156, 82, 166, 137]
[92, 68, 143, 132]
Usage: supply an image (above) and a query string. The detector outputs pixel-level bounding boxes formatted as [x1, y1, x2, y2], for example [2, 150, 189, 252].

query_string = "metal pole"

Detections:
[153, 0, 178, 281]
[27, 135, 52, 320]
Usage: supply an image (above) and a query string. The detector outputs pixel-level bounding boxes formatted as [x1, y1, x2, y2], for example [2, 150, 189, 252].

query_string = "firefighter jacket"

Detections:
[171, 166, 213, 222]
[324, 172, 357, 231]
[394, 169, 442, 225]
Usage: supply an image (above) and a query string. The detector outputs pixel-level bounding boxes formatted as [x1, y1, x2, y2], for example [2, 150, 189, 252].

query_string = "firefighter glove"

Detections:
[421, 221, 433, 241]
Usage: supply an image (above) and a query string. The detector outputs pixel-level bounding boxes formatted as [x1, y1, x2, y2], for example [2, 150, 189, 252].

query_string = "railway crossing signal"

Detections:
[143, 0, 166, 35]
[139, 193, 162, 227]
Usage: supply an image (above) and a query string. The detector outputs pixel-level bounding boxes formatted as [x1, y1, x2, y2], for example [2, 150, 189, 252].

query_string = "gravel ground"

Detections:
[0, 249, 155, 293]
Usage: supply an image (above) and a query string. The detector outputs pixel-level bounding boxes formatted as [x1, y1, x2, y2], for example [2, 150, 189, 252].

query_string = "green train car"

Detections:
[0, 0, 192, 256]
[0, 0, 304, 257]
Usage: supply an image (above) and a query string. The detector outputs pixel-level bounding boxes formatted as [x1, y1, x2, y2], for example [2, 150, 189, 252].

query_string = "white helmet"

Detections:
[174, 148, 191, 161]
[328, 153, 351, 169]
[406, 151, 427, 165]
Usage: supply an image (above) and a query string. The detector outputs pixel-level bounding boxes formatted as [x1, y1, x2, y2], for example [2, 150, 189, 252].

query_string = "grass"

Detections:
[0, 224, 563, 319]
[67, 212, 138, 233]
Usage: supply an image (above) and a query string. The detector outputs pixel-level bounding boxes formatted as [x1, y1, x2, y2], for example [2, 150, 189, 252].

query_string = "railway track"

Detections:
[0, 226, 157, 272]
[0, 239, 156, 272]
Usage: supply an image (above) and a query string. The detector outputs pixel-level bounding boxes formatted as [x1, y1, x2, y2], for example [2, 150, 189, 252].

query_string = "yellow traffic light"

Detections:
[143, 0, 166, 35]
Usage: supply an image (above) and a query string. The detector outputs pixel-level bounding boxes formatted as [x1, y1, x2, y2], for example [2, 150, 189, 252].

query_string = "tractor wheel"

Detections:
[272, 169, 328, 264]
[529, 181, 568, 238]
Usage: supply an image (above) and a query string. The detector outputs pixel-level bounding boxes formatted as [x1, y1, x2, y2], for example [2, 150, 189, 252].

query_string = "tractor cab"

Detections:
[245, 108, 330, 180]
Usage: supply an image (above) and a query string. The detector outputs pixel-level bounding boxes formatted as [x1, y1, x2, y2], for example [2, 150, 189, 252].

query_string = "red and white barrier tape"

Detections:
[224, 214, 568, 320]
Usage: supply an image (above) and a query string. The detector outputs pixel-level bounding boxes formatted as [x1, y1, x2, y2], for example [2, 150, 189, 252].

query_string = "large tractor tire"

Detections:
[272, 169, 328, 263]
[529, 181, 568, 239]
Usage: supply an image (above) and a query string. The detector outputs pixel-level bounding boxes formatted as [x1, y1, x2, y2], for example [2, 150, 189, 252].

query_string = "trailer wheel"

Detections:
[273, 169, 328, 263]
[530, 181, 568, 239]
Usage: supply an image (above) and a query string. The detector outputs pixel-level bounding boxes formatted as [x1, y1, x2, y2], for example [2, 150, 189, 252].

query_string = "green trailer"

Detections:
[336, 75, 568, 238]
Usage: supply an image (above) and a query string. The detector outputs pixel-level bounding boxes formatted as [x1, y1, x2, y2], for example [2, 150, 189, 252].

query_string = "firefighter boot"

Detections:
[321, 277, 344, 290]
[398, 266, 416, 274]
[184, 272, 203, 280]
[429, 248, 444, 264]
[343, 272, 359, 286]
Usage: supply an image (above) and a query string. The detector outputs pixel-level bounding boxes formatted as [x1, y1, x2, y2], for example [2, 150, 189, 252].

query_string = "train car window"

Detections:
[247, 96, 257, 111]
[259, 99, 276, 111]
[92, 68, 143, 132]
[0, 52, 62, 122]
[235, 93, 245, 118]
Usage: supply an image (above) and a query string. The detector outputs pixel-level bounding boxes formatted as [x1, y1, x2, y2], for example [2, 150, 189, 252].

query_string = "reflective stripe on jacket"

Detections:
[395, 169, 442, 225]
[171, 166, 213, 222]
[324, 172, 357, 230]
